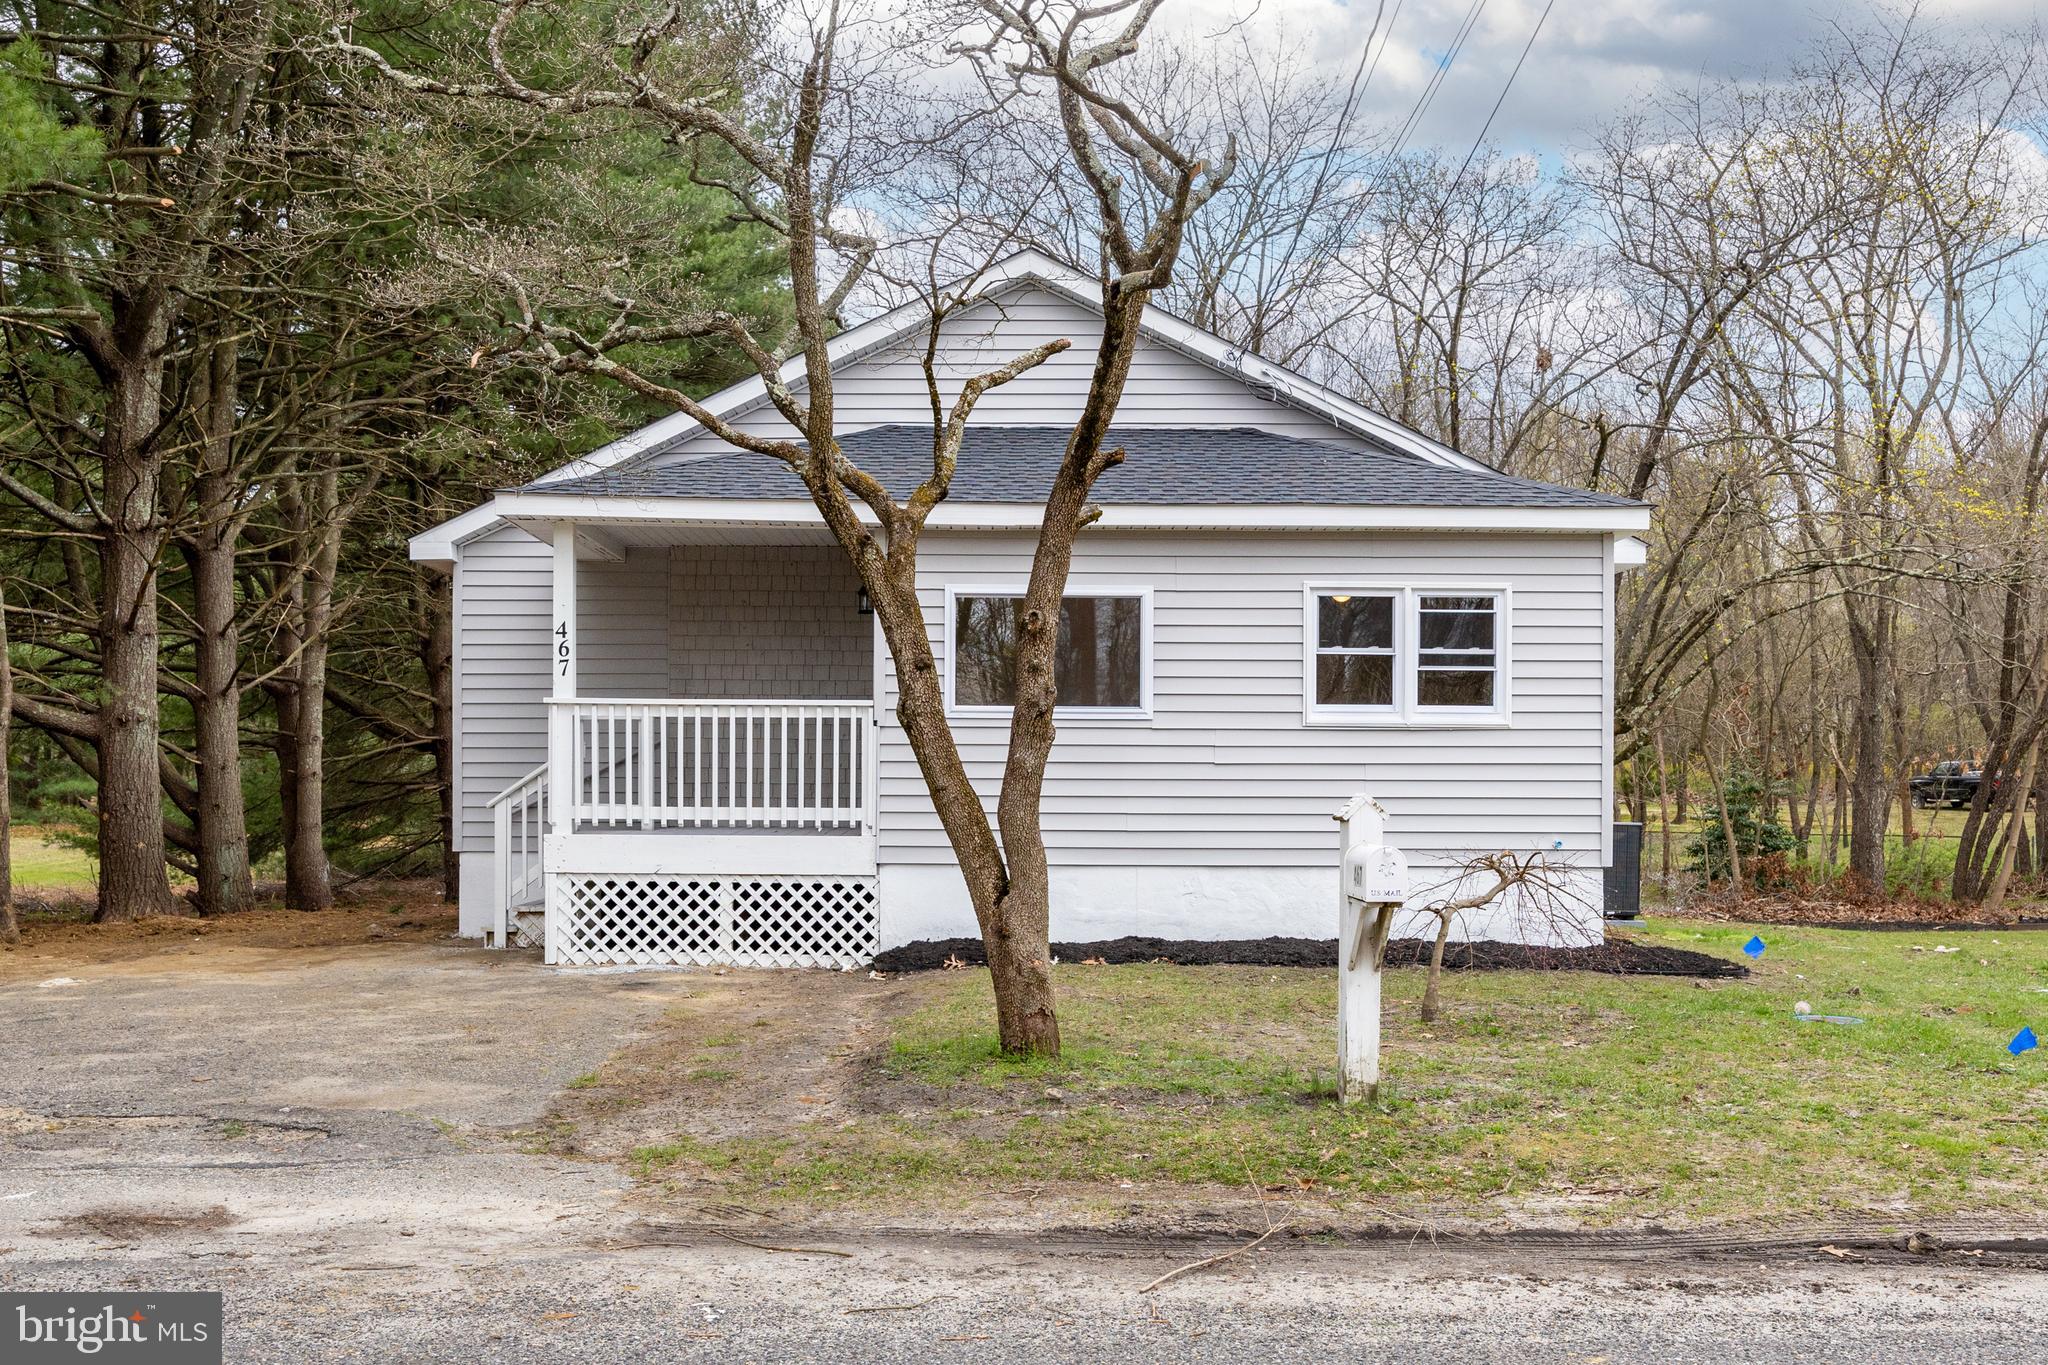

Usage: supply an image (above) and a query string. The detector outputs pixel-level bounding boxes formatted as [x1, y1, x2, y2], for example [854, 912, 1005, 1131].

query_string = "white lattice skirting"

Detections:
[511, 908, 545, 950]
[550, 873, 879, 969]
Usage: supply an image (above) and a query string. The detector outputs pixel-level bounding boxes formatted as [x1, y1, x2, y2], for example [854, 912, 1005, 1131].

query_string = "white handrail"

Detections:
[488, 764, 549, 808]
[489, 763, 549, 948]
[547, 698, 875, 835]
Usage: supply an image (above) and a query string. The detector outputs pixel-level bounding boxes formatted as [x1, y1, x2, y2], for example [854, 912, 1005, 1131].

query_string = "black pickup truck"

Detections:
[1910, 760, 1987, 809]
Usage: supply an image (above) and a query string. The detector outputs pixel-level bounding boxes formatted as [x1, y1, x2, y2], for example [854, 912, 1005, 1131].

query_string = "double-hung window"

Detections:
[947, 585, 1151, 718]
[1306, 585, 1507, 724]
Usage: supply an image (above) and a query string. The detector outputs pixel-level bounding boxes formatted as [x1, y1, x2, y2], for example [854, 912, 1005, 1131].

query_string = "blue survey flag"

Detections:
[1742, 935, 1766, 959]
[2011, 1027, 2039, 1056]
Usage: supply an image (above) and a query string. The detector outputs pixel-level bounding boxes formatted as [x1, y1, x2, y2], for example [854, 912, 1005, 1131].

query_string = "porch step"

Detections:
[511, 908, 546, 950]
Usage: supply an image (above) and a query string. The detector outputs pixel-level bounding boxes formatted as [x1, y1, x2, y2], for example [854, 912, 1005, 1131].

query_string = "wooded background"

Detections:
[3, 1, 2045, 921]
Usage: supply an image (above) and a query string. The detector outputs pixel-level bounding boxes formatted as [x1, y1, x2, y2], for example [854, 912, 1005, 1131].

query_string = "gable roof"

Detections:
[526, 425, 1639, 511]
[522, 247, 1492, 489]
[411, 247, 1652, 562]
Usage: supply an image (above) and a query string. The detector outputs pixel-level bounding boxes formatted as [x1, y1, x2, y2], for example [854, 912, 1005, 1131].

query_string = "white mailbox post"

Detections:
[1334, 794, 1410, 1104]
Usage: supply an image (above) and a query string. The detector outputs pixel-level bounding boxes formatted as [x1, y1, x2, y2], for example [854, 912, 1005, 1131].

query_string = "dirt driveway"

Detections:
[1, 921, 703, 1266]
[5, 921, 2048, 1363]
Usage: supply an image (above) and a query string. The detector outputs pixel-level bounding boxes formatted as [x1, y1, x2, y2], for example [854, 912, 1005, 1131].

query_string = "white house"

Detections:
[409, 250, 1651, 968]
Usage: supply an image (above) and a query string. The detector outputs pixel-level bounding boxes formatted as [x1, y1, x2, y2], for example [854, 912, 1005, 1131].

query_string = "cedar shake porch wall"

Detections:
[665, 542, 870, 700]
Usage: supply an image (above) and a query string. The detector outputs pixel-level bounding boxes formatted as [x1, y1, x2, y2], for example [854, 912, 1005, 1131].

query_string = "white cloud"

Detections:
[1153, 0, 2043, 155]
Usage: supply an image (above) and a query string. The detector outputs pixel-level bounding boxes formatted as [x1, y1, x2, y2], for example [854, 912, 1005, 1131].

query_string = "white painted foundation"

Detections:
[457, 852, 1603, 950]
[457, 852, 496, 938]
[876, 862, 1603, 950]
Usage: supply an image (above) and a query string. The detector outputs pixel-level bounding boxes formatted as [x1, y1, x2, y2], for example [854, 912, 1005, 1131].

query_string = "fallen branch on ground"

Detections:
[1138, 1224, 1290, 1293]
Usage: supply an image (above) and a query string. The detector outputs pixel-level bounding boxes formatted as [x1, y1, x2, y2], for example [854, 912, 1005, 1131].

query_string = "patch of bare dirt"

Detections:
[537, 969, 937, 1158]
[0, 880, 459, 978]
[51, 1206, 239, 1240]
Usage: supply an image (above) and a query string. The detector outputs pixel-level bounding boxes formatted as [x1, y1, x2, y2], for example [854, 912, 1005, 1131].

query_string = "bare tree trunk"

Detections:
[1985, 740, 2040, 914]
[418, 565, 458, 902]
[2035, 763, 2047, 894]
[342, 0, 1230, 1057]
[184, 333, 253, 916]
[1844, 620, 1891, 892]
[1704, 739, 1743, 895]
[986, 297, 1153, 1057]
[1654, 727, 1674, 884]
[280, 470, 340, 911]
[1421, 912, 1454, 1023]
[0, 581, 15, 945]
[96, 355, 178, 922]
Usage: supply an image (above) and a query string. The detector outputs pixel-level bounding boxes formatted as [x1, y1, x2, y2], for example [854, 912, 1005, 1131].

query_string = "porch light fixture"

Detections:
[858, 586, 873, 616]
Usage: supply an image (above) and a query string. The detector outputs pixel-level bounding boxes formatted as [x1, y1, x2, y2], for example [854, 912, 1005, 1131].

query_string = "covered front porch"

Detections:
[490, 518, 881, 967]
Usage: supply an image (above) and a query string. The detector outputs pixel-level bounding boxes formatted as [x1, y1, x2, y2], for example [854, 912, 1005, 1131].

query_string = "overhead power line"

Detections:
[1451, 0, 1558, 187]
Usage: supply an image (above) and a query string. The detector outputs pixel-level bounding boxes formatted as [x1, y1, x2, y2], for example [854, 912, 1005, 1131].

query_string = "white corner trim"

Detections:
[1601, 535, 1618, 868]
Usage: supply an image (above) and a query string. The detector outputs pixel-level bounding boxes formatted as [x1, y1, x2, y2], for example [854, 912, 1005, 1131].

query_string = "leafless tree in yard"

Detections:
[1407, 850, 1591, 1024]
[1943, 390, 2048, 902]
[1332, 150, 1594, 468]
[1728, 21, 2048, 891]
[337, 0, 1232, 1054]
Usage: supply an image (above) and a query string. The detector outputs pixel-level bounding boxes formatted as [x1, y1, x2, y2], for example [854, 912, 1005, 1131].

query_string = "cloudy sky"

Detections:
[1164, 0, 2042, 155]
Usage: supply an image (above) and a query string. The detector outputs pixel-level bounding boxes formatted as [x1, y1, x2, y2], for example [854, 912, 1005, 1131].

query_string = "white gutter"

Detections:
[484, 491, 1651, 535]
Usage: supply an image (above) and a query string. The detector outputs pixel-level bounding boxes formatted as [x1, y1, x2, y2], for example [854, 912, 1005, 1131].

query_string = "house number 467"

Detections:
[555, 620, 571, 676]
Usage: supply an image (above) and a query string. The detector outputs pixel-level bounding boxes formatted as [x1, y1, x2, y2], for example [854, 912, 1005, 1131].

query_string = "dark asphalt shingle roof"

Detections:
[520, 425, 1640, 510]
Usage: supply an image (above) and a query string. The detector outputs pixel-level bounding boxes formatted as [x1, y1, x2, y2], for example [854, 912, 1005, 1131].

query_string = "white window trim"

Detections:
[944, 582, 1155, 723]
[1302, 582, 1513, 728]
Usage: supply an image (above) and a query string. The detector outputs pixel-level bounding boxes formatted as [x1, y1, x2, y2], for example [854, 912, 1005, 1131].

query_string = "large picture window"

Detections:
[949, 586, 1150, 715]
[1305, 585, 1507, 723]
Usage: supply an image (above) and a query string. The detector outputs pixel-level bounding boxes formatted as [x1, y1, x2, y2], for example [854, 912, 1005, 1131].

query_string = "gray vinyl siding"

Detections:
[453, 524, 551, 850]
[874, 530, 1610, 872]
[451, 285, 1610, 858]
[639, 282, 1377, 461]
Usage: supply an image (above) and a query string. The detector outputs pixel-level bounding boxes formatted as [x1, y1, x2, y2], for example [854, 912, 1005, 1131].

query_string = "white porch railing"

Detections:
[488, 763, 548, 948]
[548, 699, 876, 835]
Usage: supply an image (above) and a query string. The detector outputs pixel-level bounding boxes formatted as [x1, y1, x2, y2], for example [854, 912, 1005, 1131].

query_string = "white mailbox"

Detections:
[1343, 842, 1410, 906]
[1333, 793, 1409, 1105]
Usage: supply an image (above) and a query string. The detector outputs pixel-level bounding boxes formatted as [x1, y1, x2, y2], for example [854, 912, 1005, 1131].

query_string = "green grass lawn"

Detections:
[639, 919, 2048, 1225]
[1641, 805, 1998, 902]
[9, 829, 97, 890]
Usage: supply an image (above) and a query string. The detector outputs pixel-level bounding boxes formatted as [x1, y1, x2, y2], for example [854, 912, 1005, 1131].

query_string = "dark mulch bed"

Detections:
[871, 934, 1749, 978]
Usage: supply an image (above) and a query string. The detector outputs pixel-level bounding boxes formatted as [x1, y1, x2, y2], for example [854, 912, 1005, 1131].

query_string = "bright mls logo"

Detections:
[2, 1293, 222, 1363]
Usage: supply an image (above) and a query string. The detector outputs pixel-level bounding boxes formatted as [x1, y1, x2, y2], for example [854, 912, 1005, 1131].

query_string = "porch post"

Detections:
[544, 522, 577, 966]
[549, 521, 577, 833]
